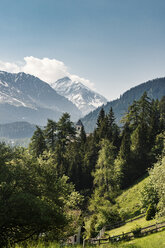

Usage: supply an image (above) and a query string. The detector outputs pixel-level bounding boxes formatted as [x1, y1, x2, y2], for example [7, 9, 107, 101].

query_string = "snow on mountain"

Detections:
[0, 71, 81, 124]
[50, 77, 107, 116]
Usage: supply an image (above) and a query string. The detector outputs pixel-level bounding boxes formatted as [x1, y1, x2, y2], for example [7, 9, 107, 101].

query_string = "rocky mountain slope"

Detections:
[50, 77, 107, 116]
[0, 71, 81, 125]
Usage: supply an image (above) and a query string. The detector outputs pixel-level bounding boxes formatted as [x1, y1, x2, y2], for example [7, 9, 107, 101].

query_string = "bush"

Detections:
[146, 204, 156, 220]
[131, 225, 142, 237]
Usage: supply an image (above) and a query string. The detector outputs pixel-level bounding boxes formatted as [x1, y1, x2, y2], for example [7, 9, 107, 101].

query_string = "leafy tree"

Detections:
[0, 149, 82, 246]
[141, 135, 165, 218]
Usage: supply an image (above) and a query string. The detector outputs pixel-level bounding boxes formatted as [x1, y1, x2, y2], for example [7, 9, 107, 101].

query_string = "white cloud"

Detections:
[0, 61, 20, 73]
[0, 56, 94, 89]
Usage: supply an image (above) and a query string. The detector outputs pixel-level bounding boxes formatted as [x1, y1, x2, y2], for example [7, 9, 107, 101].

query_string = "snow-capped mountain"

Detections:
[0, 71, 81, 124]
[50, 77, 107, 116]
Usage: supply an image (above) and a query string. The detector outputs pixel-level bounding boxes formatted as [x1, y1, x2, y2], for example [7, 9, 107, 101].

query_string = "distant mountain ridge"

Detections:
[0, 121, 36, 139]
[0, 71, 81, 125]
[81, 77, 165, 133]
[50, 77, 107, 116]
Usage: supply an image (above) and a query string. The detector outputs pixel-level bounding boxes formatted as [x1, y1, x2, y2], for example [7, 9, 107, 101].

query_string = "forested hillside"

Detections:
[0, 93, 165, 247]
[82, 77, 165, 132]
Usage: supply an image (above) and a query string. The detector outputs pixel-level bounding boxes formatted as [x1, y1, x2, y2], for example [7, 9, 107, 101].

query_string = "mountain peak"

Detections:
[50, 77, 107, 116]
[0, 71, 81, 125]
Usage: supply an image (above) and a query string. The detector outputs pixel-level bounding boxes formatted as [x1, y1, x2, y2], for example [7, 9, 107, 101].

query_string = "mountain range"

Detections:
[50, 77, 107, 116]
[0, 121, 36, 139]
[0, 71, 165, 140]
[0, 71, 82, 124]
[81, 77, 165, 133]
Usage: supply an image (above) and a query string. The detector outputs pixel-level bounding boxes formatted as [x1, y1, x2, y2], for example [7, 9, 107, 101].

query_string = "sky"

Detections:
[0, 0, 165, 100]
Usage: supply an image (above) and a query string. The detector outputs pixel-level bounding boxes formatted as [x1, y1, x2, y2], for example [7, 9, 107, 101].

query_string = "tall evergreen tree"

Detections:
[44, 119, 57, 151]
[114, 122, 131, 188]
[96, 108, 105, 128]
[159, 96, 165, 131]
[107, 107, 115, 141]
[93, 139, 118, 198]
[57, 113, 76, 149]
[29, 126, 46, 157]
[79, 124, 86, 144]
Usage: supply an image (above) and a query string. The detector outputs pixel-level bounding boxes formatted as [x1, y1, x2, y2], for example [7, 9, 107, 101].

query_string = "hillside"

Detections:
[81, 77, 165, 132]
[115, 174, 149, 220]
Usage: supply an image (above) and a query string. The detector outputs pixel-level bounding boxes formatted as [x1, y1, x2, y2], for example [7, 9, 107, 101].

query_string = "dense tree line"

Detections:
[0, 93, 165, 245]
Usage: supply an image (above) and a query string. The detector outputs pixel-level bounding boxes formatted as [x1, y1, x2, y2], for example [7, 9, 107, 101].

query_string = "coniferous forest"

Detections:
[1, 93, 165, 247]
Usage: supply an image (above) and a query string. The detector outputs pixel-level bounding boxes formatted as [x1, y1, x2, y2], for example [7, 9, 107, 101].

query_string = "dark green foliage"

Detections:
[119, 92, 165, 186]
[159, 96, 165, 130]
[2, 91, 165, 244]
[96, 107, 105, 128]
[29, 126, 46, 157]
[82, 77, 165, 133]
[57, 112, 76, 149]
[131, 225, 142, 237]
[44, 119, 57, 150]
[146, 204, 156, 220]
[79, 124, 86, 144]
[114, 123, 131, 189]
[0, 147, 81, 246]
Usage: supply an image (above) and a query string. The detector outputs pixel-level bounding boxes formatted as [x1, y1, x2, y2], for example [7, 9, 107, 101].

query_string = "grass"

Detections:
[100, 229, 165, 248]
[15, 241, 61, 248]
[106, 216, 159, 236]
[115, 174, 149, 219]
[15, 230, 165, 247]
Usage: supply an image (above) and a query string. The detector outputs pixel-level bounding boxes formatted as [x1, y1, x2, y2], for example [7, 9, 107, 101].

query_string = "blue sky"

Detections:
[0, 0, 165, 100]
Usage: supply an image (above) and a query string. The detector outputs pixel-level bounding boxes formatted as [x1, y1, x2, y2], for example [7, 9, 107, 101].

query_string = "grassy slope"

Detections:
[106, 216, 158, 236]
[102, 229, 165, 248]
[115, 175, 149, 219]
[104, 174, 158, 236]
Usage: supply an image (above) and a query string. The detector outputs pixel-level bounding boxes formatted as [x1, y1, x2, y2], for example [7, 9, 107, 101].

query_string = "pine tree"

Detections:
[93, 139, 118, 197]
[95, 108, 109, 141]
[44, 119, 57, 151]
[79, 124, 86, 144]
[159, 96, 165, 131]
[29, 126, 46, 157]
[57, 113, 76, 149]
[107, 107, 115, 141]
[114, 122, 131, 188]
[96, 108, 105, 128]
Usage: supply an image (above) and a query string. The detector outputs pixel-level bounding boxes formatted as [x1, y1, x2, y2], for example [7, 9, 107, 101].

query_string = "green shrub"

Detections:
[146, 204, 156, 220]
[131, 225, 142, 237]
